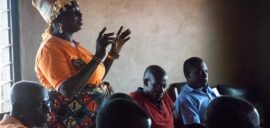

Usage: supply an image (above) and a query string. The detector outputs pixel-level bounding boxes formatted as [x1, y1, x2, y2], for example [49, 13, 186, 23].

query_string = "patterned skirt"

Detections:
[47, 83, 113, 128]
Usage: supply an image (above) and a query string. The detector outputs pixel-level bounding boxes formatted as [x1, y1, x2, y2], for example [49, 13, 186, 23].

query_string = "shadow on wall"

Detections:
[209, 0, 270, 127]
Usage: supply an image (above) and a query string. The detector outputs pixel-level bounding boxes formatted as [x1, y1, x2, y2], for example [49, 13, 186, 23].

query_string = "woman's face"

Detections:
[57, 1, 83, 33]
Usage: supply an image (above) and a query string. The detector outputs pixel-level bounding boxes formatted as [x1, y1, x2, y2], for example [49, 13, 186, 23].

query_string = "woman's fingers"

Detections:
[116, 26, 123, 37]
[103, 32, 114, 37]
[100, 35, 115, 46]
[119, 29, 131, 39]
[106, 41, 115, 45]
[97, 26, 131, 53]
[98, 27, 106, 39]
[124, 37, 130, 42]
[105, 37, 116, 41]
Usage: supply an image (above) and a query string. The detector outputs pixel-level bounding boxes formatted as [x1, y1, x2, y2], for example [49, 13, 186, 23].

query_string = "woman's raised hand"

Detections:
[95, 27, 115, 60]
[109, 26, 131, 57]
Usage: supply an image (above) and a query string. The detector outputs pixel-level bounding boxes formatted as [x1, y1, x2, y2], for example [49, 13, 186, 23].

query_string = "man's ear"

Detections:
[144, 79, 148, 86]
[186, 76, 190, 80]
[186, 72, 191, 80]
[12, 102, 25, 117]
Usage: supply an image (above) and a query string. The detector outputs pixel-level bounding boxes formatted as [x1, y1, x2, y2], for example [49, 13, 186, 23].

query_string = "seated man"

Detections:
[205, 96, 260, 128]
[96, 98, 151, 128]
[130, 65, 174, 128]
[0, 80, 50, 128]
[174, 57, 218, 125]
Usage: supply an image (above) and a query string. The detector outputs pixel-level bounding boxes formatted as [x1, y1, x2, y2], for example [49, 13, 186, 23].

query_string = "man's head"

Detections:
[205, 96, 260, 128]
[96, 99, 151, 128]
[143, 65, 168, 102]
[183, 57, 208, 89]
[10, 80, 50, 127]
[107, 92, 134, 101]
[100, 93, 135, 108]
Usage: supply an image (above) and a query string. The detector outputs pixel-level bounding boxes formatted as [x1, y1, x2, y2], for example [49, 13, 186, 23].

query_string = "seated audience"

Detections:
[0, 80, 50, 128]
[96, 98, 151, 128]
[130, 65, 174, 128]
[174, 57, 218, 126]
[205, 96, 260, 128]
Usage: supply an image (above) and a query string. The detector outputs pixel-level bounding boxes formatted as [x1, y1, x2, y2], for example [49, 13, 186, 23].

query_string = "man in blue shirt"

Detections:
[174, 57, 218, 126]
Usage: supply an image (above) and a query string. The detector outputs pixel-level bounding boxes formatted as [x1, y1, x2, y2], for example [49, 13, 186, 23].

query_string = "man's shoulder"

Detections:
[129, 91, 141, 97]
[129, 88, 144, 99]
[0, 123, 26, 128]
[162, 93, 174, 107]
[129, 89, 150, 107]
[177, 86, 195, 103]
[178, 92, 192, 102]
[178, 85, 192, 97]
[0, 115, 26, 128]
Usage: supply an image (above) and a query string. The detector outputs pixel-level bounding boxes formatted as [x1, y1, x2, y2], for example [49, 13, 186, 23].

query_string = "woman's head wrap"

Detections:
[32, 0, 78, 24]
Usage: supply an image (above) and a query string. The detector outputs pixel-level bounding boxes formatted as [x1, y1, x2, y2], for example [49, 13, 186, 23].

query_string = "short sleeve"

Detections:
[37, 46, 72, 89]
[179, 95, 201, 125]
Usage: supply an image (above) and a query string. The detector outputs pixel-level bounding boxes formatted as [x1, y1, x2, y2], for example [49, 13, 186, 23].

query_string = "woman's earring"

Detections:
[59, 23, 63, 34]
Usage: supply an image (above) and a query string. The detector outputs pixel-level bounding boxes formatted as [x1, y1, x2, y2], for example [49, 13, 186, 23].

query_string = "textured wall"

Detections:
[18, 0, 270, 125]
[19, 0, 247, 93]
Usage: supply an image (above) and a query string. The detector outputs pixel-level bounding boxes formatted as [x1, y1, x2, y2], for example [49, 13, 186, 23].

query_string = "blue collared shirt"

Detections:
[174, 84, 218, 125]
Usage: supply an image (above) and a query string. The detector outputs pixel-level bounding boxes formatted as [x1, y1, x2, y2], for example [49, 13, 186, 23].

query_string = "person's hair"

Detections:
[205, 96, 259, 128]
[99, 93, 134, 108]
[184, 123, 205, 128]
[10, 80, 44, 104]
[96, 99, 151, 128]
[107, 92, 134, 101]
[183, 57, 203, 78]
[143, 65, 166, 85]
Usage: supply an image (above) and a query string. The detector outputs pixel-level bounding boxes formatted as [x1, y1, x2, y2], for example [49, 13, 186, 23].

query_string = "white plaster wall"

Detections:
[19, 0, 232, 93]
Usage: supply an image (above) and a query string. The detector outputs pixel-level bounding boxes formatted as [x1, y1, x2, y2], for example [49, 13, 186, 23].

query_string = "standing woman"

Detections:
[32, 0, 131, 127]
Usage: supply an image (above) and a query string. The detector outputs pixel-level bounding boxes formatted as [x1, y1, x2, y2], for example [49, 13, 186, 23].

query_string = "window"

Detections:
[0, 0, 20, 113]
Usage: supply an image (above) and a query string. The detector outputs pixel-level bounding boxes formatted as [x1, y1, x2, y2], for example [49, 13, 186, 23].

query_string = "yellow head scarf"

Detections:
[32, 0, 79, 39]
[32, 0, 78, 24]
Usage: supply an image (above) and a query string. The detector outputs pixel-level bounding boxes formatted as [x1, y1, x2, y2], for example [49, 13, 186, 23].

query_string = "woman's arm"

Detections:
[103, 54, 114, 78]
[58, 58, 100, 99]
[59, 27, 115, 99]
[103, 26, 131, 78]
